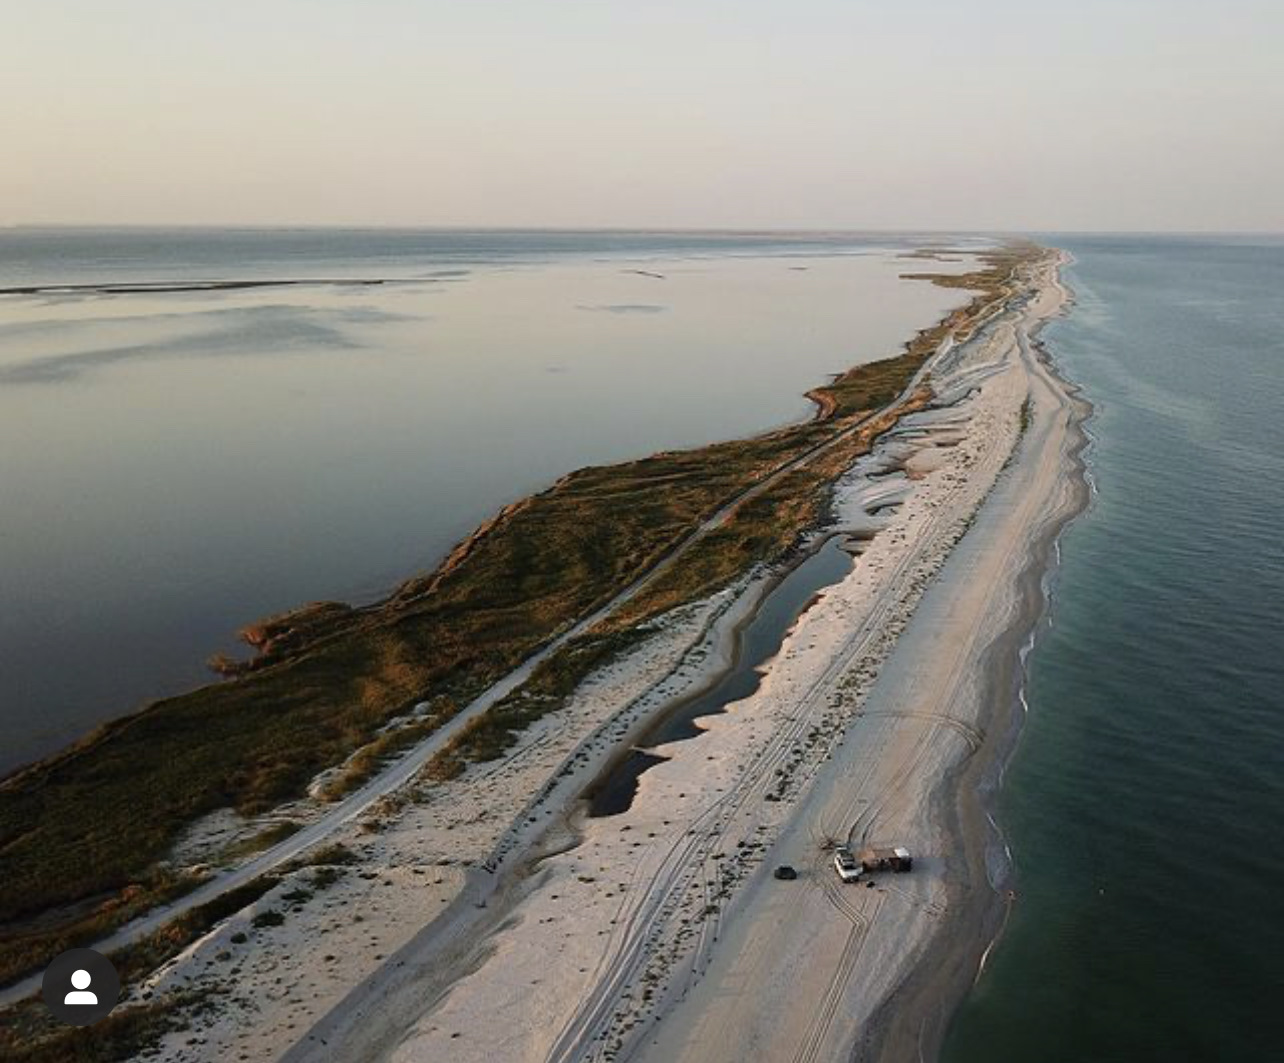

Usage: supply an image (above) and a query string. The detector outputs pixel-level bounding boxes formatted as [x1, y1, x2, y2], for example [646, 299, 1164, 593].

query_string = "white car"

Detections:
[833, 845, 862, 883]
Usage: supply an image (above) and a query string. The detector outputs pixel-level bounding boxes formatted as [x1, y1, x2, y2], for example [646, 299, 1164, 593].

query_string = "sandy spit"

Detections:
[272, 250, 1080, 1063]
[143, 249, 1080, 1063]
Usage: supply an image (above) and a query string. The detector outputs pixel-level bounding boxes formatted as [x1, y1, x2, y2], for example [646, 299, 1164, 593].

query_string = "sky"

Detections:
[4, 0, 1282, 231]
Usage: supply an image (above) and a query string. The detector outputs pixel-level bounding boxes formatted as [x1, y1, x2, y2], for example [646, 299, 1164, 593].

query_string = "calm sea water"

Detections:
[0, 229, 973, 774]
[943, 236, 1284, 1060]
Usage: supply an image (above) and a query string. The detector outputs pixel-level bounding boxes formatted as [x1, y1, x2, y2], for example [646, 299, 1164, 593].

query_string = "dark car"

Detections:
[774, 865, 798, 880]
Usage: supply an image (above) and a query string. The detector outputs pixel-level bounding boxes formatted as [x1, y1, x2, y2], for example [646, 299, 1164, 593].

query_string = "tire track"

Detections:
[543, 442, 991, 1062]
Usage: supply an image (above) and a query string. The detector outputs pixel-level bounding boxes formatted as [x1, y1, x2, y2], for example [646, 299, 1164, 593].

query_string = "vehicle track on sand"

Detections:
[543, 600, 898, 1062]
[789, 726, 941, 1063]
[540, 351, 1013, 1061]
[855, 711, 983, 753]
[790, 894, 885, 1063]
[780, 338, 1023, 1063]
[776, 333, 1035, 1061]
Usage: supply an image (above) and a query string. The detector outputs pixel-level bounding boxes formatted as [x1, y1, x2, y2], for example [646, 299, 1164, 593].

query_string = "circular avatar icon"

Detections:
[42, 948, 120, 1026]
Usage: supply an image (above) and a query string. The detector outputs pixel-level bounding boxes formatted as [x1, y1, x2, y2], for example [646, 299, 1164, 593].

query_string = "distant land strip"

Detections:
[0, 278, 412, 296]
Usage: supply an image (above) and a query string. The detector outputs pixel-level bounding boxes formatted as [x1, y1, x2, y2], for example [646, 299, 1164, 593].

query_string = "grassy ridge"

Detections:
[430, 381, 936, 775]
[0, 431, 813, 982]
[0, 247, 1035, 990]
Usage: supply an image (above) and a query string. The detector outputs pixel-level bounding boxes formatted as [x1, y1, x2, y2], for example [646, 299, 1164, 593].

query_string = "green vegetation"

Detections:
[313, 704, 455, 801]
[0, 839, 357, 1062]
[0, 246, 1041, 993]
[430, 625, 652, 772]
[0, 993, 200, 1063]
[284, 842, 358, 869]
[218, 819, 302, 864]
[0, 868, 205, 991]
[110, 877, 280, 986]
[613, 396, 924, 627]
[429, 389, 935, 779]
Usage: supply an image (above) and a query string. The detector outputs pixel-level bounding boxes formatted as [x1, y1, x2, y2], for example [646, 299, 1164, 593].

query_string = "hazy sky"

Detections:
[5, 0, 1282, 231]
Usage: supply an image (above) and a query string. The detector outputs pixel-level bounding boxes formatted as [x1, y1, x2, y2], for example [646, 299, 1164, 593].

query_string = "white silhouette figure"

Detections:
[64, 969, 97, 1005]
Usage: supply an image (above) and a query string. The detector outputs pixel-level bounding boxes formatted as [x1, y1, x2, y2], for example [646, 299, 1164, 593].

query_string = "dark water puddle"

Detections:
[586, 535, 856, 817]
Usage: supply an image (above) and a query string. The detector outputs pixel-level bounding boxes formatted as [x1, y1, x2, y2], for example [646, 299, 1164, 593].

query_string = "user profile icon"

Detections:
[42, 948, 119, 1026]
[66, 968, 98, 1005]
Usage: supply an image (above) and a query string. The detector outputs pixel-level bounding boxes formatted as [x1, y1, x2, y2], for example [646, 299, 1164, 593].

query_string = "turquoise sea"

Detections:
[944, 236, 1284, 1060]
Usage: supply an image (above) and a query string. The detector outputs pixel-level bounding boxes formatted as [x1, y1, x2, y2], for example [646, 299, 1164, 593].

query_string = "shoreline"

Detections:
[858, 252, 1093, 1061]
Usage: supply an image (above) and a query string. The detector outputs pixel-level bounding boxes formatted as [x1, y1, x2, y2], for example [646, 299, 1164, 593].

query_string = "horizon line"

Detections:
[3, 223, 1283, 238]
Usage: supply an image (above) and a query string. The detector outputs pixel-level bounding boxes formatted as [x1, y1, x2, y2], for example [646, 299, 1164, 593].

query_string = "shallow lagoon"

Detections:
[0, 230, 971, 772]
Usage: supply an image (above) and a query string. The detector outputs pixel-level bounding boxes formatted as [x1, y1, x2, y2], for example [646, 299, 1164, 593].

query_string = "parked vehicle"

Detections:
[833, 845, 862, 882]
[774, 865, 798, 881]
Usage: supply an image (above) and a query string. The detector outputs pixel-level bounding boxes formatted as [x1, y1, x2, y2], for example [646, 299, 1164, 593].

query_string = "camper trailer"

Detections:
[858, 846, 913, 873]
